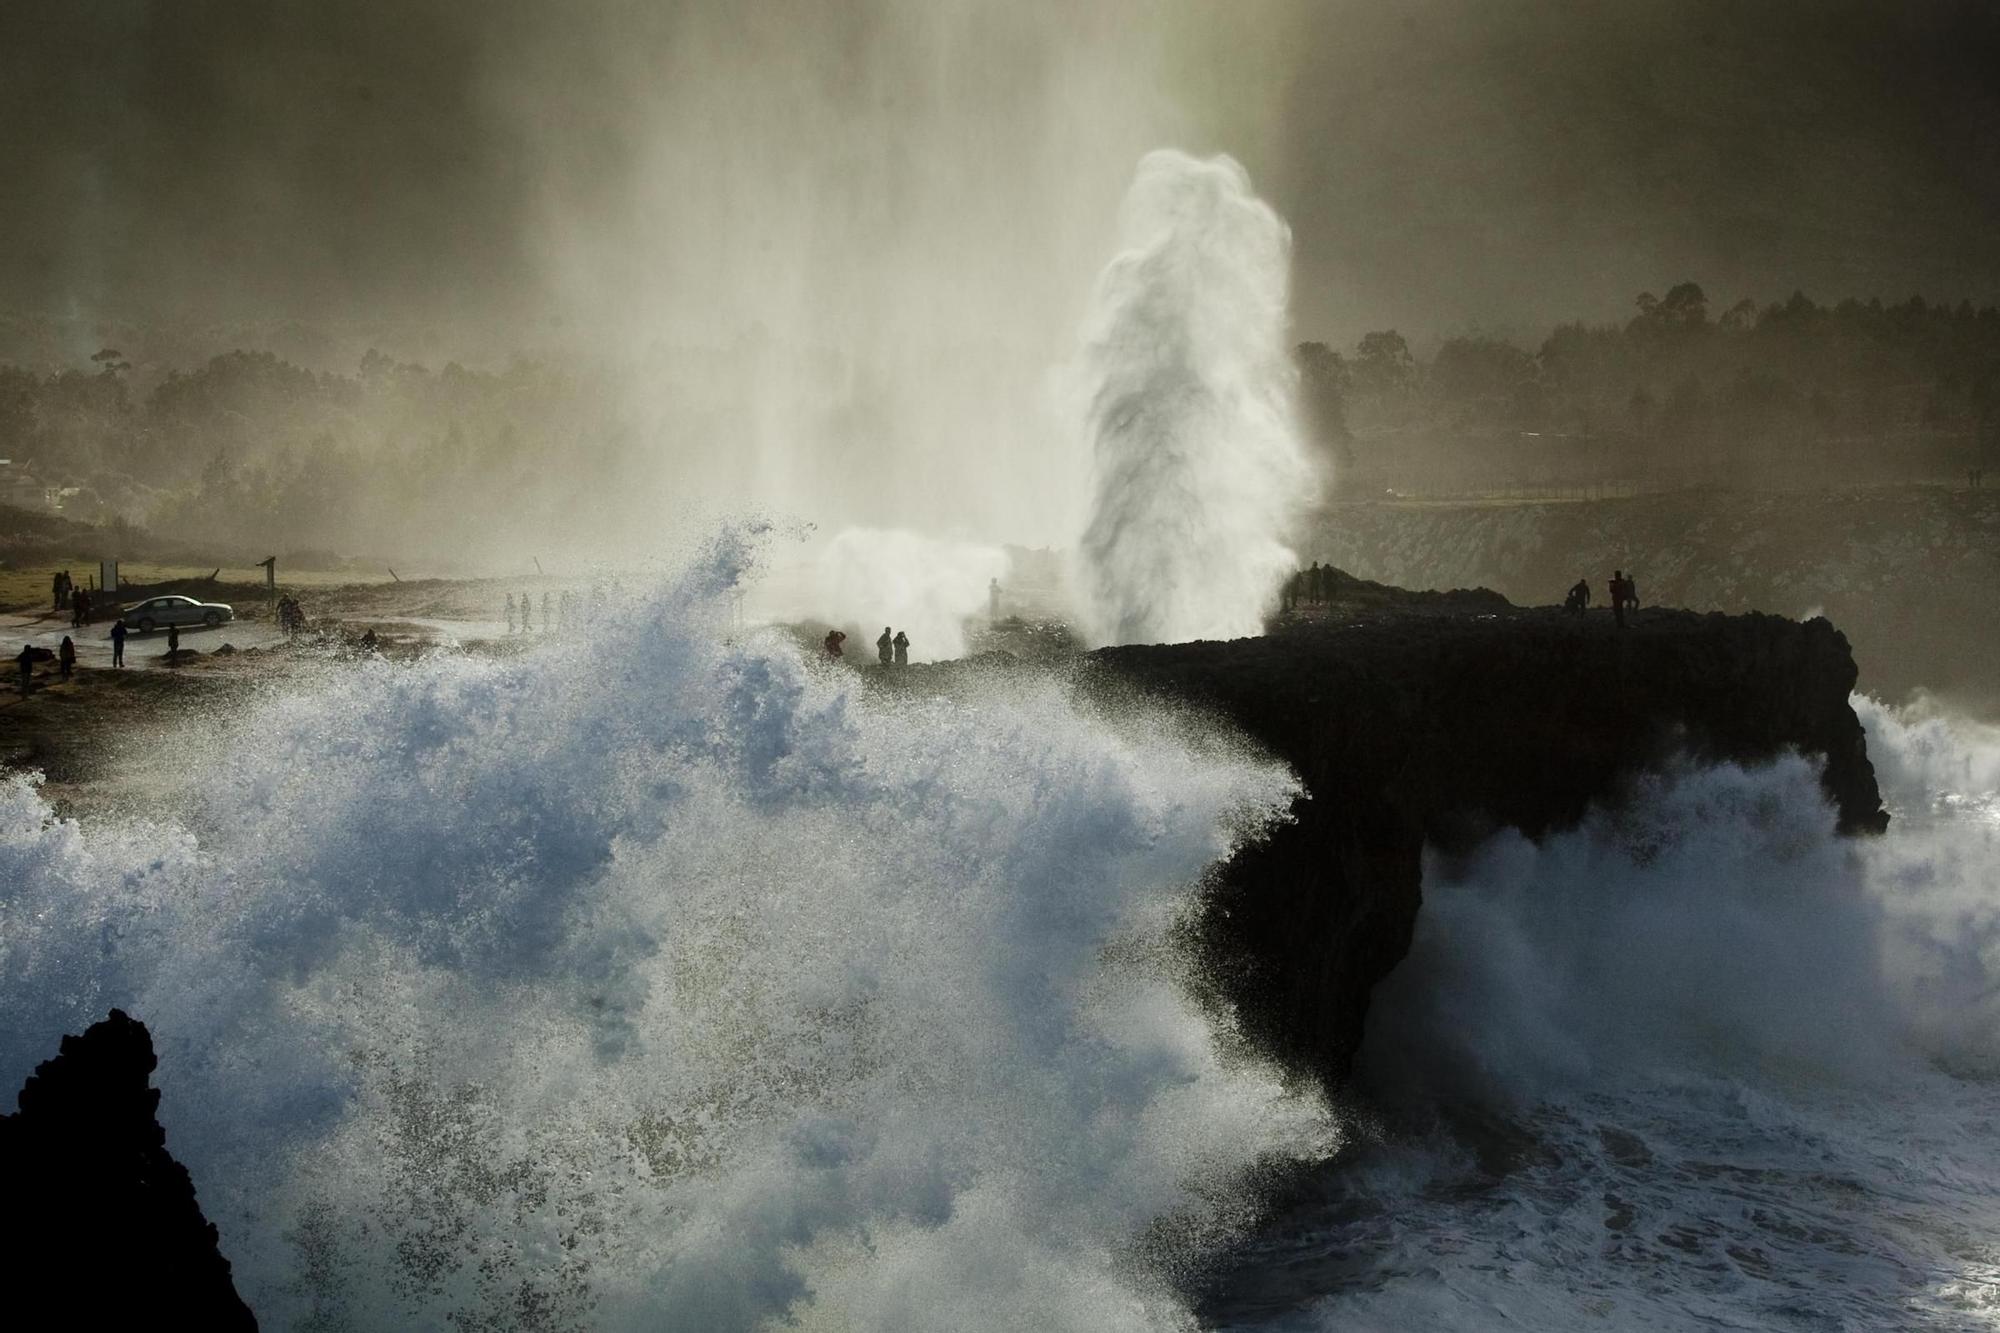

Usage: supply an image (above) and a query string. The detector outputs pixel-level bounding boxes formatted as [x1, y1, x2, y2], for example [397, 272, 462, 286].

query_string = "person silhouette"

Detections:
[877, 626, 893, 665]
[892, 630, 909, 665]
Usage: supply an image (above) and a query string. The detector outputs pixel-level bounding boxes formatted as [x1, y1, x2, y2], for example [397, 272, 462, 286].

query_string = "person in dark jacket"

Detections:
[892, 630, 909, 665]
[58, 635, 75, 680]
[111, 618, 127, 668]
[16, 642, 34, 696]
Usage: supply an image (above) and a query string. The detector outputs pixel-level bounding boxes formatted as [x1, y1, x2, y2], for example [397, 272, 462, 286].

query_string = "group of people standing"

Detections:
[52, 570, 96, 627]
[17, 618, 136, 695]
[875, 627, 910, 666]
[818, 626, 912, 665]
[1566, 569, 1641, 627]
[1281, 561, 1336, 614]
[505, 589, 591, 634]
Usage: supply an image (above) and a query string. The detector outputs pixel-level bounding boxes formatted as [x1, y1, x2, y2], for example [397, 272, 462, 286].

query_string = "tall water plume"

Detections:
[1070, 151, 1317, 646]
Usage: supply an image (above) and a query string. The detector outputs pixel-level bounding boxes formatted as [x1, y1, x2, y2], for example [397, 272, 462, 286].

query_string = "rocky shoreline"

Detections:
[1085, 579, 1884, 1085]
[1, 574, 1887, 1319]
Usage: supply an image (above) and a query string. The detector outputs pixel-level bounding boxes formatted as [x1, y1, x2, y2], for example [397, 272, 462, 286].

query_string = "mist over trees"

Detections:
[2, 280, 1999, 568]
[1298, 283, 2000, 498]
[0, 343, 651, 568]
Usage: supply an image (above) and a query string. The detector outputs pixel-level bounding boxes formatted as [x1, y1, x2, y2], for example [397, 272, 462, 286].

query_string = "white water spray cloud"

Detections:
[807, 526, 1009, 662]
[1365, 699, 2000, 1105]
[0, 529, 1330, 1330]
[1069, 150, 1318, 647]
[1270, 703, 2000, 1332]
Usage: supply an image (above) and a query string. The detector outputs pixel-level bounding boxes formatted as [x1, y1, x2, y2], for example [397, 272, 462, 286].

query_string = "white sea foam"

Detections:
[0, 529, 1332, 1330]
[1069, 151, 1316, 647]
[1215, 698, 2000, 1331]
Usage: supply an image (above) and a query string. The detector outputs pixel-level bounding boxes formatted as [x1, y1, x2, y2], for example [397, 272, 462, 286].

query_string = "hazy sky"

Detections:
[4, 0, 1999, 352]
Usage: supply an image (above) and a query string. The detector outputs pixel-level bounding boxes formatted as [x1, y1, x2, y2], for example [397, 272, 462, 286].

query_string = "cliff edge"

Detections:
[1089, 588, 1886, 1084]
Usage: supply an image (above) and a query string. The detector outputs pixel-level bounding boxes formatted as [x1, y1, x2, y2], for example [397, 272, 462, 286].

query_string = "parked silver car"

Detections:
[122, 594, 235, 632]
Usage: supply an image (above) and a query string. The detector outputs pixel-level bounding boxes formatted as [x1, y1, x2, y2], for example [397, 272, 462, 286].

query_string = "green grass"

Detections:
[0, 561, 391, 612]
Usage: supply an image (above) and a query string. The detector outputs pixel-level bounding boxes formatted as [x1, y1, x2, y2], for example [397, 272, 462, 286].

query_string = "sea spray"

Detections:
[1070, 151, 1317, 646]
[809, 526, 1009, 661]
[0, 530, 1332, 1330]
[1213, 699, 2000, 1331]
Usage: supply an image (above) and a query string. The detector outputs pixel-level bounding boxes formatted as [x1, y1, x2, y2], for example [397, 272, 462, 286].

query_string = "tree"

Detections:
[1660, 374, 1710, 441]
[1352, 330, 1415, 397]
[1628, 282, 1708, 338]
[1660, 282, 1708, 327]
[1628, 386, 1657, 435]
[1429, 337, 1536, 408]
[1293, 341, 1355, 473]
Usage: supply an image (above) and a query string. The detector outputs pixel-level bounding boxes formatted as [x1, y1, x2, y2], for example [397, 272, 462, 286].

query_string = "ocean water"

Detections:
[5, 531, 1995, 1330]
[0, 532, 1332, 1331]
[1209, 696, 2000, 1331]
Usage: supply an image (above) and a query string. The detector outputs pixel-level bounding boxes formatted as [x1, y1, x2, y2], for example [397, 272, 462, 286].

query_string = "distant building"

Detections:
[0, 460, 49, 510]
[0, 461, 82, 512]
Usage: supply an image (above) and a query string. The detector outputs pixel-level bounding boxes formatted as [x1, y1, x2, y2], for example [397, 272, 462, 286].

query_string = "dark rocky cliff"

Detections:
[1087, 589, 1886, 1085]
[1308, 488, 2000, 712]
[0, 1010, 257, 1329]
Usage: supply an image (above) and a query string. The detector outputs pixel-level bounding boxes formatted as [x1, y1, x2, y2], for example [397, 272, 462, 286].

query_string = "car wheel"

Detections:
[204, 611, 221, 627]
[138, 618, 155, 633]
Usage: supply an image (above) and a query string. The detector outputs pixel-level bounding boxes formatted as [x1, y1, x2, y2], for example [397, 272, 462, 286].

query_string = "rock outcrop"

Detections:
[1089, 589, 1886, 1084]
[1307, 487, 2000, 709]
[0, 1009, 257, 1329]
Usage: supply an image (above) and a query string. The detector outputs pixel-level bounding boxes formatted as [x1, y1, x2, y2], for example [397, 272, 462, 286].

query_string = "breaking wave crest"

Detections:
[0, 529, 1331, 1331]
[1216, 698, 2000, 1331]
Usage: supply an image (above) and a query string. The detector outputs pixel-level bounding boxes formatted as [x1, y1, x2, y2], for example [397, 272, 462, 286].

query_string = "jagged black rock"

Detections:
[0, 1009, 257, 1329]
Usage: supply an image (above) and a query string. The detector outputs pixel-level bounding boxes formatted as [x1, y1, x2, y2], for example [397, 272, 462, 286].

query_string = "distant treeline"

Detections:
[0, 348, 647, 567]
[2, 283, 1997, 564]
[1298, 284, 2000, 497]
